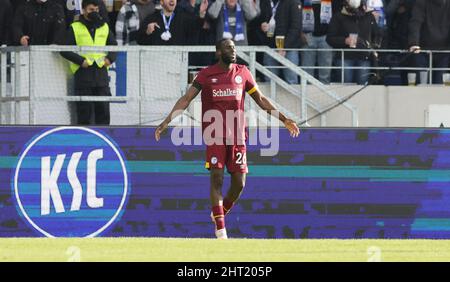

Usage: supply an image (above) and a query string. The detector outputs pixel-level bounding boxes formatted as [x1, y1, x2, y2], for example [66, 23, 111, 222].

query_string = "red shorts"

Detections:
[205, 144, 248, 173]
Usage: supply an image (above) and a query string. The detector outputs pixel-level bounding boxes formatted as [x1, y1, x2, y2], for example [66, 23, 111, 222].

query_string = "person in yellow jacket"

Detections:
[61, 0, 117, 125]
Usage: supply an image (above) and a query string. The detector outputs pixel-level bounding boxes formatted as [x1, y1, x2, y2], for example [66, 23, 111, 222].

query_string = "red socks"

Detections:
[212, 205, 225, 230]
[223, 198, 234, 215]
[212, 199, 235, 230]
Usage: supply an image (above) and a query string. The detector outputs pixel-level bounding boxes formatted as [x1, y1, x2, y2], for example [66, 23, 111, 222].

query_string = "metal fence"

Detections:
[271, 48, 450, 85]
[8, 46, 448, 126]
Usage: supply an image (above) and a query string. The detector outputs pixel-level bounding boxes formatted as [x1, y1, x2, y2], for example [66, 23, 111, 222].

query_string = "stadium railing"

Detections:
[2, 46, 448, 126]
[277, 48, 450, 85]
[0, 45, 359, 126]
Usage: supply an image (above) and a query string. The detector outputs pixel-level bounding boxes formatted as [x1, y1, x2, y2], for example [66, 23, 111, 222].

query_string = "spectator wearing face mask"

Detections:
[116, 0, 156, 45]
[60, 0, 118, 125]
[326, 0, 380, 84]
[12, 0, 66, 46]
[55, 0, 110, 27]
[408, 0, 450, 84]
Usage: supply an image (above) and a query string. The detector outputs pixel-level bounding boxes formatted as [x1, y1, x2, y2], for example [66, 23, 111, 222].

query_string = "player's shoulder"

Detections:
[195, 66, 211, 81]
[233, 64, 252, 76]
[198, 64, 218, 76]
[234, 64, 250, 72]
[234, 64, 254, 79]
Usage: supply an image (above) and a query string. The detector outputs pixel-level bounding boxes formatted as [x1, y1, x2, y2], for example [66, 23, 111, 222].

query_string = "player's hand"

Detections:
[155, 121, 169, 141]
[284, 119, 300, 138]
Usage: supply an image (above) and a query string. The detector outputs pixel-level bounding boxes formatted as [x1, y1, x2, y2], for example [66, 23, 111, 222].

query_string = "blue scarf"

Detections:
[223, 3, 245, 42]
[303, 0, 333, 32]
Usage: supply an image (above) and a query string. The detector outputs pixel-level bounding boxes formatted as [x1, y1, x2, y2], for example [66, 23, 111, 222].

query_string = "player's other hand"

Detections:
[284, 119, 300, 138]
[155, 121, 169, 141]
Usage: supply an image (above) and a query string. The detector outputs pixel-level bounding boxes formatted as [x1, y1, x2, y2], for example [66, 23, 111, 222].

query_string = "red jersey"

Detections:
[193, 64, 258, 145]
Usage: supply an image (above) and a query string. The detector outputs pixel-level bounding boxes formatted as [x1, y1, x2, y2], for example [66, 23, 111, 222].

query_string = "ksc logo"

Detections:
[13, 127, 129, 237]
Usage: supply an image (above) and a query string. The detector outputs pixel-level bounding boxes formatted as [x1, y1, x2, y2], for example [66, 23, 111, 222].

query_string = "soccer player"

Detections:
[155, 38, 300, 239]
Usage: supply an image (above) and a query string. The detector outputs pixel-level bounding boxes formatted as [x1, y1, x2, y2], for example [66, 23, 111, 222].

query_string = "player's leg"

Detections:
[223, 172, 246, 215]
[206, 144, 228, 238]
[210, 168, 227, 239]
[223, 145, 248, 215]
[210, 167, 224, 205]
[210, 167, 225, 222]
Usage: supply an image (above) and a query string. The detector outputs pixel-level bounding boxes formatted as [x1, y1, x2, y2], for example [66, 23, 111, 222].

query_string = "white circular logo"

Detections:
[211, 157, 218, 165]
[14, 127, 129, 238]
[235, 75, 243, 84]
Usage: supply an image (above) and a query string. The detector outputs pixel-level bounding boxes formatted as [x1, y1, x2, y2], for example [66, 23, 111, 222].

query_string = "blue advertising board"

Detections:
[1, 127, 450, 238]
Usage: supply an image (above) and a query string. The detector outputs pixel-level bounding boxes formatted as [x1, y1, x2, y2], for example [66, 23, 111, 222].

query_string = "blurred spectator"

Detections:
[60, 0, 117, 125]
[384, 0, 415, 85]
[260, 0, 302, 84]
[0, 0, 13, 45]
[366, 0, 388, 61]
[138, 0, 208, 45]
[116, 0, 155, 45]
[408, 0, 450, 84]
[11, 0, 28, 13]
[12, 0, 66, 46]
[246, 0, 262, 46]
[301, 0, 341, 84]
[327, 0, 380, 84]
[366, 0, 386, 38]
[55, 0, 110, 27]
[386, 0, 415, 49]
[180, 0, 216, 46]
[180, 0, 217, 66]
[207, 0, 260, 45]
[246, 0, 269, 81]
[104, 0, 127, 30]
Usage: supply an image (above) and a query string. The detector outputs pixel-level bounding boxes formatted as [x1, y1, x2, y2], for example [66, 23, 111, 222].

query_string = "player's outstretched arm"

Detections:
[250, 89, 300, 138]
[155, 86, 201, 141]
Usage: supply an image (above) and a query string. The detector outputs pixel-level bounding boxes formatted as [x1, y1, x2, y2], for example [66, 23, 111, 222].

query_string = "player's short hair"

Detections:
[82, 0, 100, 9]
[215, 39, 232, 51]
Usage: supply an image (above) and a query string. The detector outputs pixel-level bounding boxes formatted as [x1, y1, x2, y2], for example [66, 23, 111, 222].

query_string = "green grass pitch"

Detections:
[0, 238, 450, 262]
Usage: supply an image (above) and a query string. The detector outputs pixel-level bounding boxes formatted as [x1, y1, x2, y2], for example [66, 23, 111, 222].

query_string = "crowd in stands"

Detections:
[1, 0, 450, 85]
